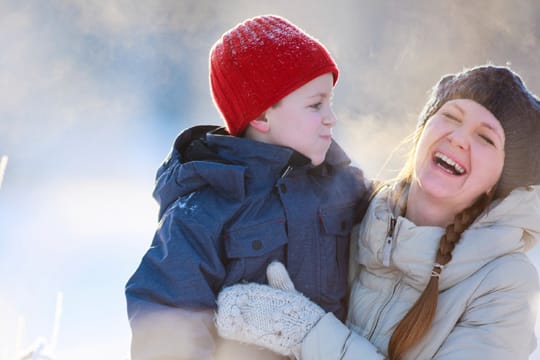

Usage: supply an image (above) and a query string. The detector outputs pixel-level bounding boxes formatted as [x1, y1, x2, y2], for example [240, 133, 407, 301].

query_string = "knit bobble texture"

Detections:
[215, 283, 325, 357]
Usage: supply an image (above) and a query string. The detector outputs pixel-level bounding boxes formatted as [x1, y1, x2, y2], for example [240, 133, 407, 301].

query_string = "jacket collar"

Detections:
[358, 185, 540, 291]
[153, 125, 352, 217]
[206, 127, 352, 173]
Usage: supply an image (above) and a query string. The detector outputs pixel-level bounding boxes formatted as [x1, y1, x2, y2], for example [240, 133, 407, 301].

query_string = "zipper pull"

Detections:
[280, 165, 293, 178]
[383, 217, 396, 266]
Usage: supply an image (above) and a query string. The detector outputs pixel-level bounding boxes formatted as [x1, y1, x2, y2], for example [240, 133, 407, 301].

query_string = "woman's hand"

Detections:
[215, 262, 325, 358]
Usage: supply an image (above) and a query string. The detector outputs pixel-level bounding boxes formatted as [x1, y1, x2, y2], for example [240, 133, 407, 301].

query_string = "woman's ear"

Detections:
[249, 115, 270, 133]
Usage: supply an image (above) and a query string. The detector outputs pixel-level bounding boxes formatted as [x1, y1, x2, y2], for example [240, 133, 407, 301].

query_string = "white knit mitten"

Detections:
[266, 261, 296, 291]
[215, 263, 325, 357]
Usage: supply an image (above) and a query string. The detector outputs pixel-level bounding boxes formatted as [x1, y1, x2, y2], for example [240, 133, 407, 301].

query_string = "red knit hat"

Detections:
[209, 15, 339, 136]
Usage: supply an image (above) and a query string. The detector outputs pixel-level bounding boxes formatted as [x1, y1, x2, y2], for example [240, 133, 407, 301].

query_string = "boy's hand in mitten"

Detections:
[215, 262, 325, 358]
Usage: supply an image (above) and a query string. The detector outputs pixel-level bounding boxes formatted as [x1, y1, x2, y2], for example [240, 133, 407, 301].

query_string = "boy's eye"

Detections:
[310, 102, 323, 110]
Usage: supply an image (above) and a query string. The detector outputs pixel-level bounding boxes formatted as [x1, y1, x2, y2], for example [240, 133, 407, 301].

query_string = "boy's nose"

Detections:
[323, 111, 337, 127]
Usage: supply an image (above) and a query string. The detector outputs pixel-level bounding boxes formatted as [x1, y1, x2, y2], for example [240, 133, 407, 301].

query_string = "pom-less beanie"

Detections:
[209, 15, 339, 136]
[417, 65, 540, 198]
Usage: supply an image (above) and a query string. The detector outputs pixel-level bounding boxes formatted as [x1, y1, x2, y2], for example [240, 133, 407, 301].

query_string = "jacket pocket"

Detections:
[318, 202, 356, 311]
[223, 219, 287, 285]
[320, 203, 355, 236]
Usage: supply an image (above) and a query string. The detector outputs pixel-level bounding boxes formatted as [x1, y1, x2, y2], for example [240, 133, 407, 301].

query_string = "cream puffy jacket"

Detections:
[302, 185, 540, 360]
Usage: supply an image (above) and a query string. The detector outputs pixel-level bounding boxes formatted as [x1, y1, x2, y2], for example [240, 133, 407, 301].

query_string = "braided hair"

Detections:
[388, 193, 492, 360]
[387, 65, 540, 359]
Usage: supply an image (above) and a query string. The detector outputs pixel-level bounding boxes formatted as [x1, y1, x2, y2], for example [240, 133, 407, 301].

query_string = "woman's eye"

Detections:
[479, 134, 495, 146]
[443, 112, 461, 123]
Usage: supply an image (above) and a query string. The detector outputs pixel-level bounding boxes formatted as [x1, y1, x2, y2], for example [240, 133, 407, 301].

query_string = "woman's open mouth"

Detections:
[433, 152, 466, 176]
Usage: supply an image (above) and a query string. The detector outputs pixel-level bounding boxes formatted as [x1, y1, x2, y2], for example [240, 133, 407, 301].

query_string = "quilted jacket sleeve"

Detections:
[430, 254, 539, 360]
[301, 313, 385, 360]
[301, 253, 540, 360]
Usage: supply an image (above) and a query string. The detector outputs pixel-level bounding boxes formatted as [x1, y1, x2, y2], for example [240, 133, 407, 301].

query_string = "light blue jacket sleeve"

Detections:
[301, 313, 385, 360]
[428, 255, 539, 360]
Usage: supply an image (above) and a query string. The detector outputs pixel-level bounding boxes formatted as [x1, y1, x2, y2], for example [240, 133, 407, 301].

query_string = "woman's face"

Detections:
[412, 99, 505, 210]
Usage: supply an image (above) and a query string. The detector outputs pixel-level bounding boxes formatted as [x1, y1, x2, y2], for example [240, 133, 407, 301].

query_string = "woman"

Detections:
[215, 65, 540, 359]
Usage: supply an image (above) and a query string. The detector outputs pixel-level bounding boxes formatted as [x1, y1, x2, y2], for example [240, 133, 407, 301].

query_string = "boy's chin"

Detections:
[310, 157, 325, 166]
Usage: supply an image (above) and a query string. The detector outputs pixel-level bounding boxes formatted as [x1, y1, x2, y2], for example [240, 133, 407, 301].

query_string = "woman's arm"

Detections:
[215, 262, 384, 359]
[301, 312, 384, 360]
[431, 254, 539, 360]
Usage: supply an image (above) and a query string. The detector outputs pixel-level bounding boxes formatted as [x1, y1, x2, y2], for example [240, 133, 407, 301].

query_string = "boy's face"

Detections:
[263, 73, 336, 166]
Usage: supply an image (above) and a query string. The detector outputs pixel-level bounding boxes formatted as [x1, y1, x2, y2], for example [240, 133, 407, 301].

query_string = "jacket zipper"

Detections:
[383, 217, 396, 266]
[367, 277, 400, 340]
[280, 165, 293, 178]
[367, 216, 398, 340]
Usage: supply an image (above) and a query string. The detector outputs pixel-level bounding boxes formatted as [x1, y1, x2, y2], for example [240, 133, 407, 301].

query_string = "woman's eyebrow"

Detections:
[448, 102, 465, 115]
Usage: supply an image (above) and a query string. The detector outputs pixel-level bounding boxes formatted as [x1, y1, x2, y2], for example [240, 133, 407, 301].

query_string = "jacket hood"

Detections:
[358, 185, 540, 291]
[152, 125, 352, 219]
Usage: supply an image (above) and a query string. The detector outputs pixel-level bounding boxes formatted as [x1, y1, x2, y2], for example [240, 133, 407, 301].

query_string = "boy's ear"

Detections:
[249, 115, 270, 133]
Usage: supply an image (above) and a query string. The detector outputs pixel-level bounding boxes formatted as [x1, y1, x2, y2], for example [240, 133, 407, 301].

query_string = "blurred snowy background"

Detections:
[1, 1, 540, 359]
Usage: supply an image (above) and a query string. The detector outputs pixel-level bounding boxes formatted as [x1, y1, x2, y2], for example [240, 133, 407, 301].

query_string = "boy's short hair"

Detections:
[209, 15, 339, 136]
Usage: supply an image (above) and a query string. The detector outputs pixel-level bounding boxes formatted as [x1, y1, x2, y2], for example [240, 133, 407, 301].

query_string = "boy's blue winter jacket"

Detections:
[126, 125, 369, 321]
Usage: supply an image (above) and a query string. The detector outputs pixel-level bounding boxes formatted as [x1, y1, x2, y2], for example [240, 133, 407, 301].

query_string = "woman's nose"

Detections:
[447, 128, 470, 150]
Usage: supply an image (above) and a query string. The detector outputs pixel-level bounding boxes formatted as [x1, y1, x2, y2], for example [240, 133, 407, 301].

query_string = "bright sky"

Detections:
[1, 1, 540, 359]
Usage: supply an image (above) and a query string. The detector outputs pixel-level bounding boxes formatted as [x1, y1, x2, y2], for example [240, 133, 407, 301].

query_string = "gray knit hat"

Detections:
[417, 65, 540, 198]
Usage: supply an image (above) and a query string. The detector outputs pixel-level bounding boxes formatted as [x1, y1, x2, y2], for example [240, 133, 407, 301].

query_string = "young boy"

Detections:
[125, 15, 369, 360]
